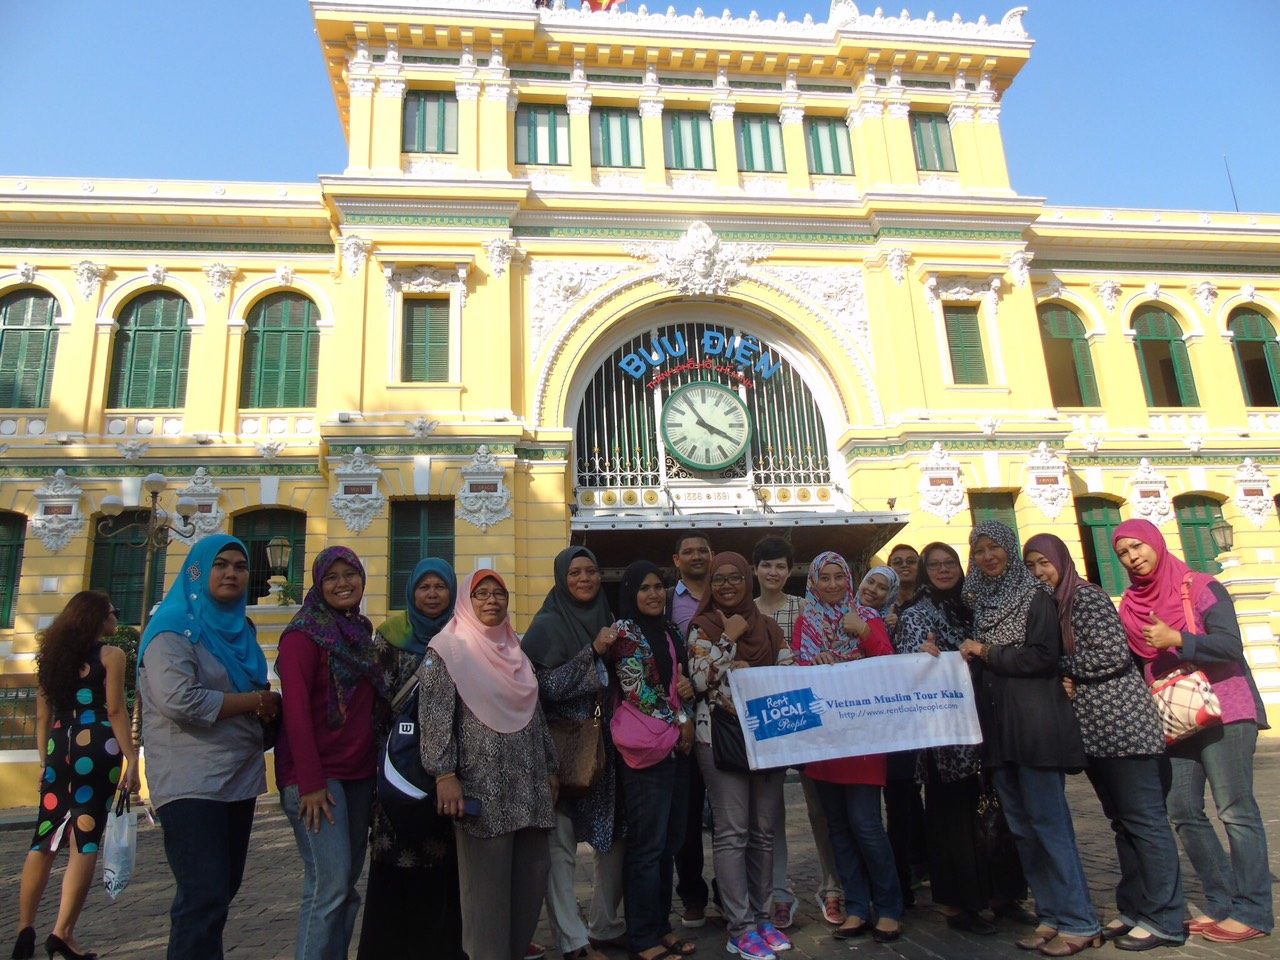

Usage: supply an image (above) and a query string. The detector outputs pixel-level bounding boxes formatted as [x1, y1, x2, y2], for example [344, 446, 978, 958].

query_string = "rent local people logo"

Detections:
[745, 686, 967, 741]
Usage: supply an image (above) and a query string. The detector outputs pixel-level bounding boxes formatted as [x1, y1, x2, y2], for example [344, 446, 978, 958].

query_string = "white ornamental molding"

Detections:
[715, 66, 730, 89]
[886, 100, 912, 121]
[460, 44, 476, 67]
[378, 78, 407, 99]
[384, 39, 401, 64]
[638, 98, 664, 119]
[979, 416, 1001, 436]
[484, 238, 520, 279]
[624, 222, 772, 298]
[386, 265, 469, 312]
[1004, 251, 1034, 287]
[1127, 458, 1174, 528]
[778, 103, 805, 125]
[528, 260, 635, 357]
[811, 178, 859, 200]
[1241, 284, 1257, 303]
[73, 261, 106, 301]
[566, 95, 593, 116]
[330, 447, 387, 534]
[572, 59, 586, 83]
[1025, 442, 1071, 520]
[918, 443, 967, 523]
[116, 440, 149, 460]
[348, 76, 376, 97]
[1186, 434, 1204, 455]
[408, 416, 440, 439]
[146, 264, 167, 285]
[404, 155, 459, 177]
[203, 263, 238, 303]
[529, 169, 572, 190]
[275, 265, 295, 287]
[1234, 458, 1272, 529]
[1145, 281, 1161, 300]
[1091, 279, 1122, 313]
[170, 467, 225, 545]
[845, 101, 884, 129]
[885, 248, 911, 285]
[457, 445, 513, 532]
[595, 172, 646, 192]
[31, 469, 85, 553]
[947, 103, 975, 125]
[454, 82, 481, 102]
[918, 174, 965, 194]
[483, 81, 512, 102]
[757, 266, 870, 357]
[1190, 281, 1218, 316]
[17, 262, 36, 283]
[341, 236, 370, 277]
[255, 439, 286, 459]
[977, 105, 1001, 123]
[742, 177, 789, 197]
[709, 101, 736, 122]
[925, 275, 997, 310]
[1082, 433, 1102, 455]
[667, 173, 717, 194]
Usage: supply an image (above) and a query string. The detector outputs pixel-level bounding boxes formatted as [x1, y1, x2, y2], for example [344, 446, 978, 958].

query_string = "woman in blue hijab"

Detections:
[138, 534, 280, 960]
[356, 558, 462, 960]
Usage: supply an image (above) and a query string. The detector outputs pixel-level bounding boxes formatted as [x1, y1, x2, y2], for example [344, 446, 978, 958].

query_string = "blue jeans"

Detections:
[158, 797, 256, 960]
[1167, 721, 1273, 932]
[992, 766, 1100, 938]
[1086, 756, 1185, 941]
[621, 754, 689, 952]
[812, 779, 903, 923]
[280, 777, 375, 960]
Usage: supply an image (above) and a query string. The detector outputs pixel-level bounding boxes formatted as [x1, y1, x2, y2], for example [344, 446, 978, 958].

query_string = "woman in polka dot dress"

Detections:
[12, 590, 139, 960]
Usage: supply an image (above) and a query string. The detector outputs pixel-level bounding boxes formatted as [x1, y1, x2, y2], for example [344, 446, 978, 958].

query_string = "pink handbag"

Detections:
[610, 632, 682, 770]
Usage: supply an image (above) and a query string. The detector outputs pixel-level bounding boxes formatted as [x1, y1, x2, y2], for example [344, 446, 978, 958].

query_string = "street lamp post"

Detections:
[97, 473, 197, 746]
[264, 535, 295, 605]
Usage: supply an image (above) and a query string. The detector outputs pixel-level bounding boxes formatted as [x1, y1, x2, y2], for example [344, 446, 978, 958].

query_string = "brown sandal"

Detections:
[1016, 927, 1058, 951]
[1037, 934, 1103, 956]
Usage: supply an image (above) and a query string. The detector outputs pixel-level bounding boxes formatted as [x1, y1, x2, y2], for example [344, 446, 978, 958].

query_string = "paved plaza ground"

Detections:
[0, 744, 1276, 959]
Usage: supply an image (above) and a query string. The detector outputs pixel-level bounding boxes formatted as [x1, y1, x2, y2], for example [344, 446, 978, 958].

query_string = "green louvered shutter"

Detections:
[944, 305, 987, 384]
[1074, 497, 1126, 596]
[1175, 495, 1224, 574]
[1169, 339, 1199, 407]
[968, 492, 1019, 541]
[1038, 303, 1099, 407]
[89, 511, 167, 625]
[241, 293, 318, 408]
[388, 501, 455, 609]
[0, 512, 24, 628]
[0, 291, 60, 408]
[1071, 339, 1100, 406]
[108, 292, 191, 408]
[402, 300, 449, 383]
[1135, 307, 1197, 408]
[1229, 309, 1280, 407]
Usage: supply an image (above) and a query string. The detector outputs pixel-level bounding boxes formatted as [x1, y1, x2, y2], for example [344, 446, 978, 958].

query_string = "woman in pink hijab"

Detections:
[1112, 520, 1271, 944]
[417, 570, 559, 960]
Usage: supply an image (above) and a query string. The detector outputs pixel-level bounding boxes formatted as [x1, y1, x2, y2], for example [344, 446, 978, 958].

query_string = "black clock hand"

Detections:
[703, 422, 734, 441]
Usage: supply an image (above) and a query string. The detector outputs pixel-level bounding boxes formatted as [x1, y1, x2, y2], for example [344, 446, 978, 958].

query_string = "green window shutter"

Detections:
[664, 112, 714, 170]
[1229, 309, 1280, 407]
[241, 293, 318, 408]
[515, 106, 569, 165]
[402, 300, 449, 383]
[804, 117, 853, 175]
[1037, 304, 1099, 407]
[108, 292, 191, 408]
[388, 501, 456, 609]
[1175, 496, 1224, 574]
[0, 511, 25, 628]
[590, 108, 642, 167]
[735, 114, 784, 173]
[1169, 339, 1200, 407]
[1074, 498, 1126, 596]
[0, 291, 60, 409]
[403, 91, 459, 153]
[1134, 306, 1197, 408]
[910, 113, 956, 172]
[943, 305, 987, 384]
[1071, 339, 1100, 406]
[968, 492, 1018, 541]
[232, 508, 307, 605]
[90, 511, 167, 625]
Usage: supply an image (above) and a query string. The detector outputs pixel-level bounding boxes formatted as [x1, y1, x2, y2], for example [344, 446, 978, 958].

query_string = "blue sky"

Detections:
[2, 0, 1277, 213]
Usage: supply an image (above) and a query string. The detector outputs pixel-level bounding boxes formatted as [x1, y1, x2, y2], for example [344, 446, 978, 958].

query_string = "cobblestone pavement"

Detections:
[1, 744, 1276, 959]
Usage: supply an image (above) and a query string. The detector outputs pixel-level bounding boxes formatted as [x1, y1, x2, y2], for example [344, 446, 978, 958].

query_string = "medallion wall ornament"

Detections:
[255, 439, 286, 459]
[1024, 442, 1071, 520]
[341, 236, 370, 277]
[1091, 279, 1122, 313]
[330, 447, 387, 534]
[885, 248, 911, 285]
[528, 261, 635, 356]
[31, 469, 85, 553]
[1005, 251, 1034, 287]
[203, 263, 238, 302]
[457, 445, 513, 532]
[1127, 458, 1174, 527]
[170, 468, 225, 545]
[1190, 281, 1218, 316]
[624, 221, 772, 297]
[146, 264, 167, 286]
[918, 443, 967, 522]
[484, 238, 518, 279]
[1233, 458, 1272, 529]
[275, 266, 295, 287]
[17, 262, 36, 284]
[408, 416, 440, 439]
[116, 440, 149, 461]
[73, 261, 106, 301]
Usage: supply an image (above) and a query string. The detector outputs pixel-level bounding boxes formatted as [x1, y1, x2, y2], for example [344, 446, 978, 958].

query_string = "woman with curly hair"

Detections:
[12, 591, 139, 960]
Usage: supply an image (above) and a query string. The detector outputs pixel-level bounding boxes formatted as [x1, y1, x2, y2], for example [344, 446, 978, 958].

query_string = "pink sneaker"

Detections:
[771, 898, 797, 930]
[817, 894, 846, 925]
[726, 930, 776, 959]
[757, 922, 793, 953]
[524, 945, 546, 960]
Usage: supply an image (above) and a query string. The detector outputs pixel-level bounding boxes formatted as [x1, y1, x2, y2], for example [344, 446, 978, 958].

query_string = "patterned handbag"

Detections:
[1148, 574, 1222, 744]
[548, 692, 606, 799]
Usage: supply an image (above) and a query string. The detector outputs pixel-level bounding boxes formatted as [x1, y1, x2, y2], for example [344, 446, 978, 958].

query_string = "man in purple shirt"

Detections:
[669, 532, 715, 927]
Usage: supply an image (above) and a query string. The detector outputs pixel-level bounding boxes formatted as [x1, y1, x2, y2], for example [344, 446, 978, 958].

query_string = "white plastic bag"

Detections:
[101, 789, 136, 901]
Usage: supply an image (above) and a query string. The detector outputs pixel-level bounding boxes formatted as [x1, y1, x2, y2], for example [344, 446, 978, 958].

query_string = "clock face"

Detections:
[660, 381, 753, 471]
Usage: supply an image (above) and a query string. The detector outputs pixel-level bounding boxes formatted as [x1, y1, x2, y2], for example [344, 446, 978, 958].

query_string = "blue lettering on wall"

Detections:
[616, 328, 782, 381]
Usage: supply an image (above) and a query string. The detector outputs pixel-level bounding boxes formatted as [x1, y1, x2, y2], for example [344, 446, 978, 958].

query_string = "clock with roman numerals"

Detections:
[660, 381, 753, 471]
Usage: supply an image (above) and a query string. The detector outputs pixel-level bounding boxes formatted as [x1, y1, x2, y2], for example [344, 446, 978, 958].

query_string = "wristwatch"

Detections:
[676, 710, 689, 724]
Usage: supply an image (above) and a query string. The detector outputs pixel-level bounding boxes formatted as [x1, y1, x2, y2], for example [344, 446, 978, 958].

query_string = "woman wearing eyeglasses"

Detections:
[688, 552, 794, 960]
[418, 570, 558, 960]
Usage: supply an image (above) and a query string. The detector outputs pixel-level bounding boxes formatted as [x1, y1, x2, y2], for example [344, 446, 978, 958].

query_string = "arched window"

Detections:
[1074, 497, 1126, 596]
[240, 293, 319, 409]
[107, 291, 191, 408]
[0, 510, 25, 628]
[0, 289, 60, 408]
[90, 510, 167, 625]
[1133, 306, 1198, 407]
[1174, 494, 1225, 574]
[1037, 303, 1099, 407]
[1228, 307, 1280, 407]
[232, 508, 308, 605]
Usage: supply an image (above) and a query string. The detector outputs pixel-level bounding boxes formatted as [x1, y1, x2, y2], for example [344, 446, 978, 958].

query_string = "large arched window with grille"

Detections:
[240, 293, 319, 409]
[1074, 497, 1126, 595]
[0, 289, 60, 408]
[107, 291, 191, 408]
[232, 508, 307, 604]
[1037, 303, 1099, 407]
[1133, 305, 1198, 407]
[1228, 307, 1280, 407]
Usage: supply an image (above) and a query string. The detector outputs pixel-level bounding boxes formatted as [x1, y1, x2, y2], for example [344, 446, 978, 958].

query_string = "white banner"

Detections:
[725, 652, 982, 770]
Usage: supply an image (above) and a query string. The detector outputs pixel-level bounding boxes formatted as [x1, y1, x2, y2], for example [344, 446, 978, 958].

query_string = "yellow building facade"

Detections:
[2, 1, 1279, 793]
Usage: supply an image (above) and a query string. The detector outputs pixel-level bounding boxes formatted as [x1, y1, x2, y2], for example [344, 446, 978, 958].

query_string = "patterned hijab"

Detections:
[396, 558, 458, 657]
[1023, 533, 1099, 657]
[139, 535, 267, 694]
[522, 546, 614, 670]
[617, 559, 679, 687]
[962, 521, 1052, 647]
[859, 565, 900, 620]
[906, 542, 973, 636]
[690, 552, 782, 668]
[796, 550, 875, 661]
[1112, 519, 1215, 660]
[286, 546, 387, 728]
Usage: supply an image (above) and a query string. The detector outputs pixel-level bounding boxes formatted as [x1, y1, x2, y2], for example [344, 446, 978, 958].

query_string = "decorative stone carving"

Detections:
[330, 447, 387, 534]
[1082, 433, 1102, 455]
[977, 105, 1001, 123]
[275, 265, 295, 286]
[1190, 281, 1218, 316]
[925, 275, 998, 310]
[32, 470, 85, 553]
[886, 100, 911, 120]
[341, 236, 370, 277]
[778, 103, 805, 125]
[485, 238, 518, 279]
[348, 76, 376, 96]
[785, 70, 798, 92]
[1242, 284, 1257, 302]
[979, 416, 1001, 436]
[1234, 458, 1272, 529]
[709, 101, 736, 122]
[638, 98, 664, 118]
[203, 263, 237, 303]
[72, 261, 105, 301]
[16, 262, 36, 283]
[1044, 279, 1065, 300]
[146, 264, 167, 285]
[625, 222, 772, 298]
[1185, 434, 1204, 455]
[811, 178, 859, 200]
[918, 174, 964, 194]
[528, 261, 634, 356]
[1025, 442, 1071, 520]
[1005, 251, 1034, 287]
[529, 169, 572, 190]
[845, 101, 884, 128]
[454, 81, 481, 102]
[885, 248, 911, 285]
[757, 266, 869, 356]
[378, 77, 407, 98]
[918, 443, 967, 523]
[1091, 279, 1122, 312]
[667, 173, 717, 193]
[169, 467, 225, 545]
[947, 103, 975, 125]
[715, 66, 730, 89]
[1145, 281, 1161, 300]
[457, 445, 513, 532]
[386, 265, 468, 312]
[116, 440, 149, 460]
[408, 416, 440, 439]
[255, 439, 285, 459]
[595, 172, 646, 192]
[484, 81, 511, 102]
[1128, 458, 1174, 528]
[404, 155, 458, 177]
[566, 95, 592, 116]
[742, 177, 789, 197]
